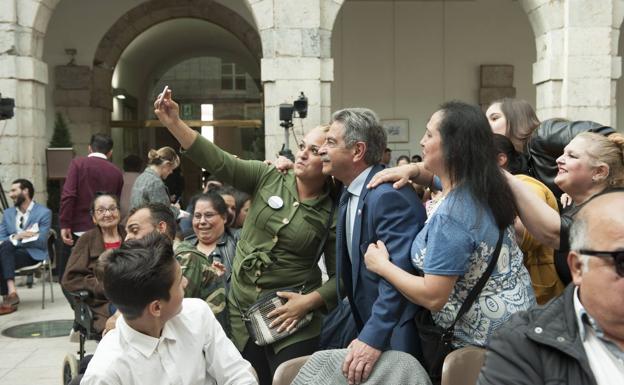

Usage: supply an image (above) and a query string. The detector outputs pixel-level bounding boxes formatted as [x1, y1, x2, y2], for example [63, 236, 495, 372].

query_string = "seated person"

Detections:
[62, 193, 125, 333]
[82, 233, 257, 385]
[0, 179, 52, 315]
[174, 192, 239, 331]
[478, 191, 624, 384]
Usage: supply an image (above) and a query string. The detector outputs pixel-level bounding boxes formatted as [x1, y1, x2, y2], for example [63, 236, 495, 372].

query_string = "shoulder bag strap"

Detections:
[447, 228, 504, 331]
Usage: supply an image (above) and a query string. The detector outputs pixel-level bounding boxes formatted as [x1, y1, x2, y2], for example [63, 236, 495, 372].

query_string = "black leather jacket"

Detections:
[478, 285, 598, 385]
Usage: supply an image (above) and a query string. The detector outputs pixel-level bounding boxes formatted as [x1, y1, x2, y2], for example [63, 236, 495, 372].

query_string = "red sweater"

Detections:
[59, 155, 123, 232]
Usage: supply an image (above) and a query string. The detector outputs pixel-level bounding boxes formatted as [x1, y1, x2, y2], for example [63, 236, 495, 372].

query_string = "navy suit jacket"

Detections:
[337, 164, 426, 353]
[0, 203, 52, 261]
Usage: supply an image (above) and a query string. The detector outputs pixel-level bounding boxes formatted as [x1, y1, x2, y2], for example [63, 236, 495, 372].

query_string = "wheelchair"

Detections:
[62, 290, 101, 385]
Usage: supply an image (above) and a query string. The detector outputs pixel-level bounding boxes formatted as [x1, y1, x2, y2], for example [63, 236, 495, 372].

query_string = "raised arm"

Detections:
[154, 89, 197, 149]
[367, 163, 434, 190]
[505, 172, 561, 249]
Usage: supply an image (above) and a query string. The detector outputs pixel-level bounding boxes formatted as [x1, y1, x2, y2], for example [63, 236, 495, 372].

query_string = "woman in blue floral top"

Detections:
[364, 101, 536, 348]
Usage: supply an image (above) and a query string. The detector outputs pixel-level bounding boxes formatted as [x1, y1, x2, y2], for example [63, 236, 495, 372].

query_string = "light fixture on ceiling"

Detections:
[64, 48, 77, 66]
[112, 88, 127, 100]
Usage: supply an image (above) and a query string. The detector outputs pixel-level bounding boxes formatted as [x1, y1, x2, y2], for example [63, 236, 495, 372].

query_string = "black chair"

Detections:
[62, 290, 100, 385]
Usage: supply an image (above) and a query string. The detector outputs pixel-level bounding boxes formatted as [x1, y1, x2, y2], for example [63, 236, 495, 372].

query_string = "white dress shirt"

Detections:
[574, 287, 624, 385]
[82, 298, 257, 385]
[345, 166, 373, 260]
[10, 201, 35, 245]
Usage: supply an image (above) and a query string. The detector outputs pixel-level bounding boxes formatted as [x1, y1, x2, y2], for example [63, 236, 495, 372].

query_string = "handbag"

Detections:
[234, 202, 336, 346]
[416, 229, 504, 384]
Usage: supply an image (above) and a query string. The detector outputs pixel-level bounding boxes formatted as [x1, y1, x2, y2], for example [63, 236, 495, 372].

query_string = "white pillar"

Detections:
[0, 0, 51, 202]
[523, 0, 624, 126]
[248, 0, 343, 158]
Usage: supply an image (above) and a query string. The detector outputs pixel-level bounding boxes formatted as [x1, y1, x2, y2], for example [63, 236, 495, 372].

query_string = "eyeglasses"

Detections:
[578, 249, 624, 277]
[94, 206, 119, 215]
[193, 212, 220, 221]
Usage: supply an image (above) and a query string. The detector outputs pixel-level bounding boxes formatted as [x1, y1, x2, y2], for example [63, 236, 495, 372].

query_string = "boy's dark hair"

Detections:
[89, 133, 114, 154]
[12, 179, 34, 199]
[127, 202, 176, 240]
[98, 233, 176, 320]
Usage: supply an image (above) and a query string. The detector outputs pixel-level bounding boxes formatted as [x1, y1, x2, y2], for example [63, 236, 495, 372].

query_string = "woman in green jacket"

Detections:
[154, 90, 337, 385]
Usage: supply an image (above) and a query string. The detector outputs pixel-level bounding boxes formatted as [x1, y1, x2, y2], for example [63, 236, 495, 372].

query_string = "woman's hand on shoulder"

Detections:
[264, 156, 293, 174]
[367, 164, 419, 190]
[364, 240, 391, 276]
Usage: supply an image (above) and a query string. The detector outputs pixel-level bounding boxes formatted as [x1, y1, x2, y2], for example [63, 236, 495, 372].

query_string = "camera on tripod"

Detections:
[278, 92, 308, 161]
[0, 93, 15, 120]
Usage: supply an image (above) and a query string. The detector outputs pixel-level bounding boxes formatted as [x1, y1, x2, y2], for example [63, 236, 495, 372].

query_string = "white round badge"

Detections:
[267, 195, 284, 210]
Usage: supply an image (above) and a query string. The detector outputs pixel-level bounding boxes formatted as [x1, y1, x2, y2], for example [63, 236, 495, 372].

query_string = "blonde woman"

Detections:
[130, 146, 181, 218]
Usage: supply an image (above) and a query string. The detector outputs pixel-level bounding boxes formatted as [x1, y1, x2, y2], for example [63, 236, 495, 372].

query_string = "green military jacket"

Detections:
[185, 135, 338, 353]
[174, 229, 239, 334]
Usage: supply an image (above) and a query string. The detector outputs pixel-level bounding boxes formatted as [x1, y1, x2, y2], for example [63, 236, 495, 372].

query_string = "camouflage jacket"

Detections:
[174, 228, 239, 333]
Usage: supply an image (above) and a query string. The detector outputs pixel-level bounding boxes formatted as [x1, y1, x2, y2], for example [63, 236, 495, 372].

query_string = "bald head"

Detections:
[567, 191, 624, 337]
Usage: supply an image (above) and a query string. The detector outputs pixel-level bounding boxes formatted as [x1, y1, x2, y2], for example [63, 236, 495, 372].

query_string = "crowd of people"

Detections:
[1, 90, 622, 385]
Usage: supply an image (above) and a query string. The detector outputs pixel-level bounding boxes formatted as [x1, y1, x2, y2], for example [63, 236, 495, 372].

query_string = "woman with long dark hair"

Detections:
[364, 101, 535, 349]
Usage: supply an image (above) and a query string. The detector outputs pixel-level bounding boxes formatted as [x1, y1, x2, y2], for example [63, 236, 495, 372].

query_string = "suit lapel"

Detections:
[351, 165, 384, 290]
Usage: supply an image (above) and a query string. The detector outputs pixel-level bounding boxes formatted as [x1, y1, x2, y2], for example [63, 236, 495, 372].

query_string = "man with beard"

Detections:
[0, 179, 52, 314]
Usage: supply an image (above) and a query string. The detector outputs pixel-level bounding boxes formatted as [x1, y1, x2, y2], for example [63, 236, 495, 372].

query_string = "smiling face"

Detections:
[192, 199, 226, 246]
[555, 136, 599, 198]
[92, 195, 121, 230]
[486, 102, 508, 136]
[8, 183, 28, 207]
[420, 110, 445, 176]
[294, 126, 326, 180]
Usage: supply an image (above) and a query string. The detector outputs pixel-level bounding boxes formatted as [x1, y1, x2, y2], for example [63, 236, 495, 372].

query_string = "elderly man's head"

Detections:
[569, 191, 624, 332]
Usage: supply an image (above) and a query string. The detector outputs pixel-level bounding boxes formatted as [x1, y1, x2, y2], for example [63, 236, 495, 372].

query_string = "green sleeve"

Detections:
[184, 134, 271, 195]
[313, 219, 338, 313]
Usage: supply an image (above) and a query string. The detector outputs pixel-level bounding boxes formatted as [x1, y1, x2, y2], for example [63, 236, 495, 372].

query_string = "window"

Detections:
[221, 62, 246, 91]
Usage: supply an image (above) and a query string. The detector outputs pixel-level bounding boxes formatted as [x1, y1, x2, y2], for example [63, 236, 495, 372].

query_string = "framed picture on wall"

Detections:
[382, 119, 409, 143]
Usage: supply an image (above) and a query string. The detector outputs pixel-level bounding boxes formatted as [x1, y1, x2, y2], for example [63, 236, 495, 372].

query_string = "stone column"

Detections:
[54, 65, 112, 156]
[249, 0, 343, 158]
[0, 0, 50, 202]
[524, 0, 624, 125]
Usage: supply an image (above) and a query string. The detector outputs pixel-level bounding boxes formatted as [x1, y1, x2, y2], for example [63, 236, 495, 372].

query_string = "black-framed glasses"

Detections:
[94, 206, 119, 215]
[18, 216, 24, 229]
[578, 249, 624, 277]
[193, 212, 219, 221]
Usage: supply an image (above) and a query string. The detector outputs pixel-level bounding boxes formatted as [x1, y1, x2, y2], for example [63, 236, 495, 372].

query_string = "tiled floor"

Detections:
[0, 278, 97, 385]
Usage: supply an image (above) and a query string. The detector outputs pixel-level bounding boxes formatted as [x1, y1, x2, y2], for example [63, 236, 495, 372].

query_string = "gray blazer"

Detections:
[130, 167, 179, 217]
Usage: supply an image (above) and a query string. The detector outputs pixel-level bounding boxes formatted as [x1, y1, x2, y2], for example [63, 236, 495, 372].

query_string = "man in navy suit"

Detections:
[0, 179, 52, 314]
[318, 108, 426, 384]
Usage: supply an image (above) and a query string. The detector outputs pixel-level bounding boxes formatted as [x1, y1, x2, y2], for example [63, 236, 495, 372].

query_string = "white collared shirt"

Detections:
[573, 287, 624, 385]
[88, 152, 108, 160]
[10, 201, 35, 246]
[345, 166, 373, 260]
[82, 298, 257, 385]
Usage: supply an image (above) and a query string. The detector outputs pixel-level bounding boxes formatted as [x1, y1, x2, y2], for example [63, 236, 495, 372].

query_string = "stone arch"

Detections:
[93, 0, 261, 71]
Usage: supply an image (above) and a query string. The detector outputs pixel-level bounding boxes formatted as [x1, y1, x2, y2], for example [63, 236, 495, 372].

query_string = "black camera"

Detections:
[278, 92, 308, 161]
[0, 94, 15, 120]
[279, 92, 308, 123]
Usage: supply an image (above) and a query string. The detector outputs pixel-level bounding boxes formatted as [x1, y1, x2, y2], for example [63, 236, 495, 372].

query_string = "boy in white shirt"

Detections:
[82, 233, 257, 385]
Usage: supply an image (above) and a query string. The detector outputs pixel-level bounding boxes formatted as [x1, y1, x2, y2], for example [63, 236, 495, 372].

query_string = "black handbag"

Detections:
[416, 229, 504, 384]
[233, 202, 336, 346]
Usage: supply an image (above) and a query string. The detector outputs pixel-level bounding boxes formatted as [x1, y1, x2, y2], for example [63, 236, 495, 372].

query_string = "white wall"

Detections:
[332, 0, 536, 158]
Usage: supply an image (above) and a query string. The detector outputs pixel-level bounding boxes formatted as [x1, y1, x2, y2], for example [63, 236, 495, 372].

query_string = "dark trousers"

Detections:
[57, 233, 79, 282]
[0, 241, 38, 295]
[242, 336, 320, 385]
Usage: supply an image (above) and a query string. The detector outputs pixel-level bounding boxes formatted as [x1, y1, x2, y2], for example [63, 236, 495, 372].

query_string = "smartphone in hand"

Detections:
[158, 85, 169, 108]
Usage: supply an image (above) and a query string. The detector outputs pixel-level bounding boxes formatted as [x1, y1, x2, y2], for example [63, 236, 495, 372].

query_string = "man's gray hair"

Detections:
[331, 108, 387, 165]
